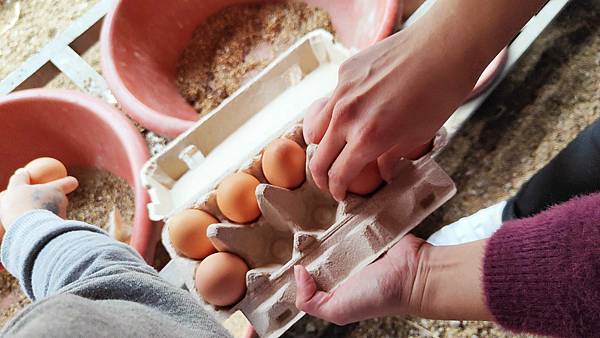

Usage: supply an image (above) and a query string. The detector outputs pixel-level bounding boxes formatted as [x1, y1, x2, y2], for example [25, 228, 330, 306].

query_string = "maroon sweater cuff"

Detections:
[483, 193, 600, 338]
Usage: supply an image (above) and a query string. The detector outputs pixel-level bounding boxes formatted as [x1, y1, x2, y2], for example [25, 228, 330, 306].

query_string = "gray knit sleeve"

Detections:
[1, 210, 149, 300]
[0, 210, 232, 338]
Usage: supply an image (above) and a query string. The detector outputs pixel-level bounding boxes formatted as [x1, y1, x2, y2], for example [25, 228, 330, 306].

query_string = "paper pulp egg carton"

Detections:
[142, 30, 456, 338]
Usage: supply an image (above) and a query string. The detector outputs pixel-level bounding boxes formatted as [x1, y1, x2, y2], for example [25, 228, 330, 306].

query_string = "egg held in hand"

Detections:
[216, 172, 261, 223]
[262, 138, 306, 189]
[24, 157, 68, 184]
[348, 161, 383, 195]
[168, 209, 218, 259]
[195, 252, 249, 307]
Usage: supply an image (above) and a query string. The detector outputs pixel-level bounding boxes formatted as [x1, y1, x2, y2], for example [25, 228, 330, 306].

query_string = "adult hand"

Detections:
[304, 25, 479, 201]
[304, 0, 545, 202]
[294, 235, 493, 325]
[0, 168, 78, 228]
[294, 234, 427, 325]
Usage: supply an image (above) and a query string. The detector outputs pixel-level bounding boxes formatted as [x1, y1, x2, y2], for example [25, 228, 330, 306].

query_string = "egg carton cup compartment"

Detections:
[160, 130, 455, 337]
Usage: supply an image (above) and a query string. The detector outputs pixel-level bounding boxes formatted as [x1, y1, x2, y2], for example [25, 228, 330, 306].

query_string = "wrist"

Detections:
[410, 240, 493, 320]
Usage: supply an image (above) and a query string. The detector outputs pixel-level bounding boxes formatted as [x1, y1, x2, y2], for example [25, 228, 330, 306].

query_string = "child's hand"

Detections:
[0, 169, 79, 229]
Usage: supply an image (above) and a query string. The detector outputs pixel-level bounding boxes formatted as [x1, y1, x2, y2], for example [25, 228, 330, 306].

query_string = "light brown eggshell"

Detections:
[168, 209, 218, 259]
[216, 172, 261, 223]
[195, 252, 249, 306]
[262, 138, 306, 189]
[348, 161, 383, 195]
[24, 157, 68, 184]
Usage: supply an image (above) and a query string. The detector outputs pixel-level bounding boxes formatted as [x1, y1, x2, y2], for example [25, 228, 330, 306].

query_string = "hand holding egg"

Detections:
[24, 157, 68, 184]
[1, 157, 72, 233]
[0, 159, 78, 229]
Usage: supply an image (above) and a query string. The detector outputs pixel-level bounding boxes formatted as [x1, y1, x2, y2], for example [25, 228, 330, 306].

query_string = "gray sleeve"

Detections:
[0, 210, 232, 338]
[1, 210, 150, 300]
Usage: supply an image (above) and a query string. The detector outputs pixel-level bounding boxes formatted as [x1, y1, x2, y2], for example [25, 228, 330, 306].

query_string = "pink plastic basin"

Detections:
[101, 0, 399, 138]
[0, 89, 156, 264]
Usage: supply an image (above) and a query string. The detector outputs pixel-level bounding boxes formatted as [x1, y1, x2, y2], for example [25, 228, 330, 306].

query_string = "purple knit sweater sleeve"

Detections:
[484, 193, 600, 338]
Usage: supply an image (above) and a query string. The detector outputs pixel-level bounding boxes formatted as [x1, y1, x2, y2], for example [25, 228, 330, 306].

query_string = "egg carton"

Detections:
[163, 133, 454, 338]
[142, 30, 454, 337]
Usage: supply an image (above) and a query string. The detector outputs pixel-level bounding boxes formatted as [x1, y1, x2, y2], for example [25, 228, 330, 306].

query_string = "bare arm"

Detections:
[305, 0, 546, 201]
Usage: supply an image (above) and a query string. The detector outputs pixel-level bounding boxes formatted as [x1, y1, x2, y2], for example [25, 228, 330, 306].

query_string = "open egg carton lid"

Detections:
[141, 30, 352, 221]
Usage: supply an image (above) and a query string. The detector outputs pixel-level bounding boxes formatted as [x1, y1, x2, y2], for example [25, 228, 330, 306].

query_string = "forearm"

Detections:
[1, 210, 153, 300]
[414, 192, 600, 336]
[421, 0, 545, 76]
[413, 240, 492, 321]
[402, 0, 544, 92]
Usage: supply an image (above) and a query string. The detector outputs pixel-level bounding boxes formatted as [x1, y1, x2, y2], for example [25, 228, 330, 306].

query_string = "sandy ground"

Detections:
[1, 0, 599, 337]
[0, 0, 99, 78]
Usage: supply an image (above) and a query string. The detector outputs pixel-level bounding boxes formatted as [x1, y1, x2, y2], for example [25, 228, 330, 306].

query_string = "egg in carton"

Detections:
[142, 30, 456, 338]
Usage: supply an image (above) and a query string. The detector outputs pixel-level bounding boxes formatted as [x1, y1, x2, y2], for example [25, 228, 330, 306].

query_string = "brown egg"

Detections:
[195, 252, 248, 306]
[168, 209, 218, 259]
[406, 141, 433, 160]
[262, 138, 306, 189]
[348, 161, 383, 195]
[24, 157, 68, 184]
[216, 172, 261, 223]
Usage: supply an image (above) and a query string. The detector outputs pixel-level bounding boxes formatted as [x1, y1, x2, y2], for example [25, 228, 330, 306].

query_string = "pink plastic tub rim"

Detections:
[0, 89, 155, 264]
[100, 0, 398, 138]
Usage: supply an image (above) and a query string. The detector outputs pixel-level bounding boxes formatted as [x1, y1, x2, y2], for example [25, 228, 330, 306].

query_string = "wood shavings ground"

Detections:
[0, 272, 29, 328]
[0, 0, 98, 79]
[176, 1, 333, 117]
[0, 0, 20, 36]
[66, 168, 135, 231]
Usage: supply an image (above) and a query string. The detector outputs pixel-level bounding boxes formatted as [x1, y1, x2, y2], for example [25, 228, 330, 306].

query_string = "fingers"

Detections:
[7, 168, 31, 189]
[378, 141, 433, 182]
[294, 265, 344, 324]
[378, 144, 407, 183]
[309, 127, 346, 192]
[303, 97, 331, 144]
[46, 176, 79, 194]
[328, 144, 374, 201]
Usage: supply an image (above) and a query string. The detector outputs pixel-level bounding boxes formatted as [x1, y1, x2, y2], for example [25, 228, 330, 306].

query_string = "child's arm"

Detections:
[0, 169, 232, 337]
[0, 169, 150, 300]
[2, 209, 153, 300]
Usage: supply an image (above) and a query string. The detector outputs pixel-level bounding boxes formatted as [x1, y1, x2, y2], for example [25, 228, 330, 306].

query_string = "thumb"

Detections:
[7, 168, 31, 189]
[294, 265, 348, 325]
[46, 176, 79, 194]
